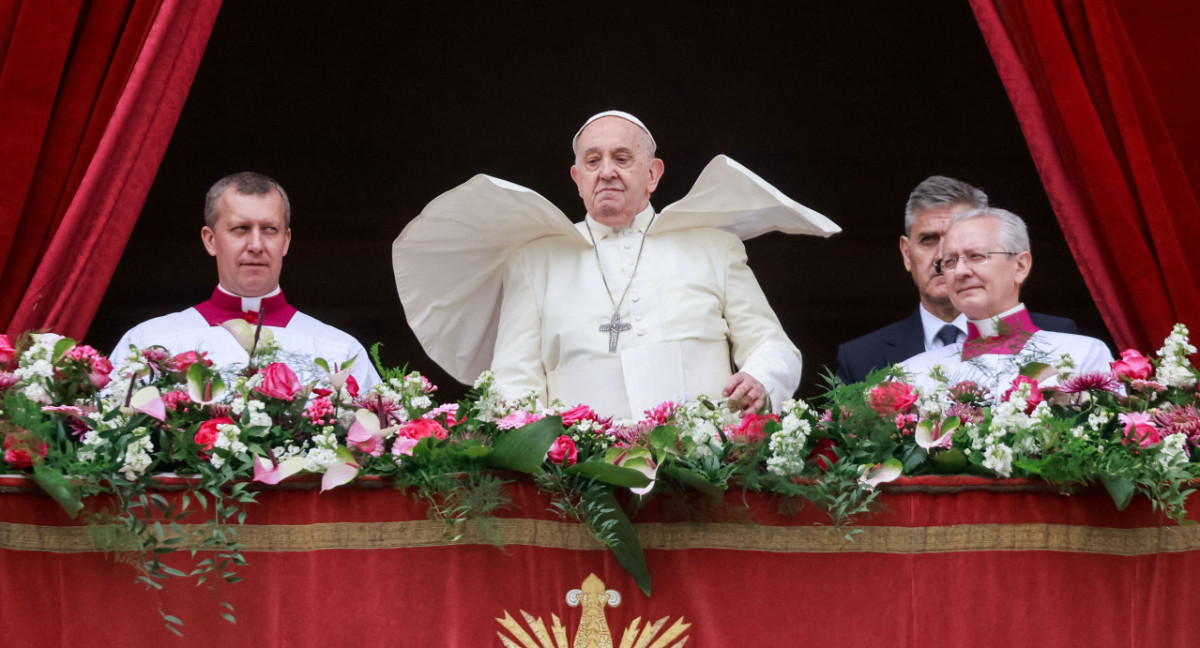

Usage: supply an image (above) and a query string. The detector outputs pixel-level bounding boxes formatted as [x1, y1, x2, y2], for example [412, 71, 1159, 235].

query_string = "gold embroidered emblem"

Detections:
[496, 573, 691, 647]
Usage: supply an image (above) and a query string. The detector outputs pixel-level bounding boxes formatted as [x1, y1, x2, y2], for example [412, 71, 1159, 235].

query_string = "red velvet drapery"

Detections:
[0, 0, 221, 341]
[971, 0, 1200, 354]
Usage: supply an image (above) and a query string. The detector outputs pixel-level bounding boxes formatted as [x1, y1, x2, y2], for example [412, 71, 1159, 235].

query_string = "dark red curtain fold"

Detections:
[0, 0, 221, 340]
[971, 0, 1200, 354]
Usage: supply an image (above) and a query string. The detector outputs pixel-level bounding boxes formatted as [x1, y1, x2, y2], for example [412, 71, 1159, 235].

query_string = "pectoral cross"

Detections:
[599, 312, 631, 353]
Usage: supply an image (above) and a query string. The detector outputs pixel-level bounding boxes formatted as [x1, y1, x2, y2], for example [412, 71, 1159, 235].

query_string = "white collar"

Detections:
[969, 303, 1027, 337]
[918, 304, 967, 350]
[217, 284, 281, 312]
[584, 205, 655, 240]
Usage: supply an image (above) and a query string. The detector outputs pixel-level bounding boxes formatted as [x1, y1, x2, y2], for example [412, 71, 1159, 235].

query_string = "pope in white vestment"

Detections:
[493, 205, 801, 420]
[392, 111, 840, 420]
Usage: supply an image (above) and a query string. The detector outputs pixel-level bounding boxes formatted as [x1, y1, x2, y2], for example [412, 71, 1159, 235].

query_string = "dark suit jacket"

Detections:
[834, 307, 1078, 385]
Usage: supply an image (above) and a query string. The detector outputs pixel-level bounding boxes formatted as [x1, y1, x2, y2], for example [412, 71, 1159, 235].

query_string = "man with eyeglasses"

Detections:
[834, 176, 1076, 385]
[901, 207, 1112, 394]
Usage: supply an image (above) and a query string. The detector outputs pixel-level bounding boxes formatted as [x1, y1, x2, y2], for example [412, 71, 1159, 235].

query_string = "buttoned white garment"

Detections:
[901, 329, 1114, 399]
[492, 205, 801, 420]
[112, 307, 381, 389]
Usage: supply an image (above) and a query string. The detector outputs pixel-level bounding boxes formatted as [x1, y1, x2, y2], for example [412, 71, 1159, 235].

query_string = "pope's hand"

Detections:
[723, 371, 766, 414]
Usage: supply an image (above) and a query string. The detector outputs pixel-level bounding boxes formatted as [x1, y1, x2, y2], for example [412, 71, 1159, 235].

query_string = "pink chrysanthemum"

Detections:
[948, 380, 990, 403]
[1155, 404, 1200, 443]
[947, 402, 985, 425]
[1057, 372, 1121, 395]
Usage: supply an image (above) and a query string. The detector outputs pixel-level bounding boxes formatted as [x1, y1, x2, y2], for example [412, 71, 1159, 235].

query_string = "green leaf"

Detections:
[485, 416, 563, 474]
[649, 425, 679, 453]
[566, 461, 652, 488]
[583, 487, 651, 596]
[931, 448, 969, 472]
[461, 445, 491, 460]
[1101, 474, 1136, 511]
[659, 463, 724, 498]
[32, 464, 83, 519]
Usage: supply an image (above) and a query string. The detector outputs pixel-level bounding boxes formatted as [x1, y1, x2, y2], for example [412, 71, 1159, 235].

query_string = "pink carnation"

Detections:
[867, 381, 918, 416]
[726, 412, 778, 443]
[1119, 412, 1161, 448]
[496, 410, 543, 430]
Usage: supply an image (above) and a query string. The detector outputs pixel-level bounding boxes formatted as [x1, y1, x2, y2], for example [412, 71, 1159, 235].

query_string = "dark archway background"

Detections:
[90, 0, 1110, 402]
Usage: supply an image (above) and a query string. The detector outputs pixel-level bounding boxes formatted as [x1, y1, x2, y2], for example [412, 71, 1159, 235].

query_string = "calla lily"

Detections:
[220, 319, 274, 355]
[1019, 362, 1057, 383]
[186, 362, 226, 405]
[128, 386, 166, 421]
[315, 357, 355, 392]
[604, 447, 659, 496]
[347, 409, 399, 456]
[915, 417, 960, 450]
[320, 446, 360, 492]
[859, 458, 903, 489]
[252, 455, 306, 485]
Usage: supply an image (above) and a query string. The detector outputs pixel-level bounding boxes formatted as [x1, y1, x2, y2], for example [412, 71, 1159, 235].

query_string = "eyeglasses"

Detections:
[934, 251, 1014, 274]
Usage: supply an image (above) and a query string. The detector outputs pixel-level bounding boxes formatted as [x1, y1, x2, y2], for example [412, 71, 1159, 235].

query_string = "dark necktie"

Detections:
[935, 324, 960, 347]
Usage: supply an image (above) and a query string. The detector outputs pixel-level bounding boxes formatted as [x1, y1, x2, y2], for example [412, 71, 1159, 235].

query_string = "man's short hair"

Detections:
[904, 175, 988, 235]
[949, 207, 1031, 254]
[204, 172, 292, 229]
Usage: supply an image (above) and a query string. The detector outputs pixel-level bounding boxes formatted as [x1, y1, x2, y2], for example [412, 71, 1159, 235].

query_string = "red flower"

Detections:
[345, 375, 360, 398]
[807, 438, 839, 471]
[195, 416, 235, 451]
[1002, 375, 1043, 415]
[867, 381, 918, 416]
[254, 362, 302, 401]
[727, 412, 779, 443]
[397, 418, 448, 441]
[1111, 349, 1153, 381]
[0, 334, 14, 368]
[547, 436, 578, 466]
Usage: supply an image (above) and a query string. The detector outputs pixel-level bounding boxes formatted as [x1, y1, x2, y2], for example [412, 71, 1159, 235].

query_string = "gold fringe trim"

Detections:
[4, 518, 1200, 556]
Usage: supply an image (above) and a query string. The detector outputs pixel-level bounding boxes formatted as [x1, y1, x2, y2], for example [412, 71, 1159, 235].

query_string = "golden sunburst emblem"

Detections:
[496, 573, 691, 648]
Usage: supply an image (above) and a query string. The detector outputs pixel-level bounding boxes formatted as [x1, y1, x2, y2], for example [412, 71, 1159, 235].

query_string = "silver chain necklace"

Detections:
[584, 212, 657, 353]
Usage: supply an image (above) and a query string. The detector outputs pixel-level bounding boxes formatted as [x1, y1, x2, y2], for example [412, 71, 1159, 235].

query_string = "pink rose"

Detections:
[0, 334, 14, 367]
[546, 436, 578, 466]
[194, 416, 235, 451]
[170, 350, 212, 376]
[397, 418, 448, 441]
[3, 431, 47, 469]
[1119, 412, 1161, 448]
[1002, 375, 1044, 415]
[867, 381, 919, 416]
[1111, 349, 1153, 381]
[726, 412, 779, 443]
[254, 362, 302, 401]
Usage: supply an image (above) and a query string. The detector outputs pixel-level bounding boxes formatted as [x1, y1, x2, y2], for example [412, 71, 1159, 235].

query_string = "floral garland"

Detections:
[2, 324, 1199, 633]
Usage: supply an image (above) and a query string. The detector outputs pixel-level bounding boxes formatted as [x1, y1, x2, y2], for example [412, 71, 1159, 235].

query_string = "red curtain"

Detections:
[971, 0, 1200, 354]
[0, 0, 221, 341]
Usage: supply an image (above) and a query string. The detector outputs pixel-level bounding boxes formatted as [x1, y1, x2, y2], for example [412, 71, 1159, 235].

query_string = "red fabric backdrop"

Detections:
[972, 0, 1200, 354]
[0, 0, 220, 340]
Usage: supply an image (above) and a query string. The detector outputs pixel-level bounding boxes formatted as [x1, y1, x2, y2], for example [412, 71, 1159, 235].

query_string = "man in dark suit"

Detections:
[835, 176, 1076, 384]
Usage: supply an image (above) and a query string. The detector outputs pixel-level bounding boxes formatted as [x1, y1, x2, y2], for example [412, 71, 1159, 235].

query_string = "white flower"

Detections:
[1158, 433, 1189, 470]
[766, 416, 811, 477]
[1087, 410, 1112, 431]
[119, 429, 154, 481]
[982, 443, 1014, 477]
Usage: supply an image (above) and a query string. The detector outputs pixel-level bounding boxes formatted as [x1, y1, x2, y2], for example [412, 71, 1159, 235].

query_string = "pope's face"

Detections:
[940, 216, 1030, 320]
[900, 203, 971, 312]
[201, 187, 291, 297]
[570, 116, 663, 228]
